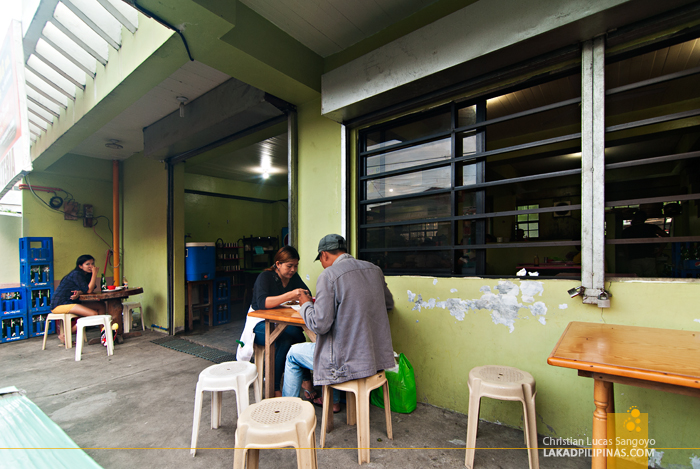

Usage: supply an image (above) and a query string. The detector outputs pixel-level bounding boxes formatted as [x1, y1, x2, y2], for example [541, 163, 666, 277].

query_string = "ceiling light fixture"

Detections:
[176, 96, 188, 117]
[262, 172, 270, 179]
[105, 139, 123, 149]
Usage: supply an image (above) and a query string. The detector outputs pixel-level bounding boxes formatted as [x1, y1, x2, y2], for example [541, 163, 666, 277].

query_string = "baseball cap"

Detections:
[315, 234, 346, 261]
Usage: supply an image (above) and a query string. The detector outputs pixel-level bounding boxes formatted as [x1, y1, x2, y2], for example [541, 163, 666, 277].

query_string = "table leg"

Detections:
[187, 282, 193, 331]
[106, 299, 124, 338]
[264, 320, 276, 399]
[592, 379, 612, 469]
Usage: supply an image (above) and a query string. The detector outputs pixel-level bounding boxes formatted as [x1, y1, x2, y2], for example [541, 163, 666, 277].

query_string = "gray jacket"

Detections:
[300, 253, 395, 386]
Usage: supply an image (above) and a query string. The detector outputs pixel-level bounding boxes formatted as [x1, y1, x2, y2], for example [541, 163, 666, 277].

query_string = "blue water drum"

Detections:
[185, 242, 216, 281]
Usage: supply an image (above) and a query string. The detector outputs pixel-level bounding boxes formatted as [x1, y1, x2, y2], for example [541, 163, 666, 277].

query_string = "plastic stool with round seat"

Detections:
[42, 312, 79, 349]
[121, 301, 144, 332]
[320, 372, 393, 465]
[465, 365, 539, 469]
[75, 315, 114, 361]
[233, 397, 317, 469]
[190, 361, 260, 456]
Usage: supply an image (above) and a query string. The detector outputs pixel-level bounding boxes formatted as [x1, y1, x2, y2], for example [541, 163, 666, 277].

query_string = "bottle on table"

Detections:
[101, 274, 106, 291]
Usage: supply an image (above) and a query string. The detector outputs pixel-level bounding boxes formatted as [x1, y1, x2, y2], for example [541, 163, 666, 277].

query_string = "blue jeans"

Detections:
[282, 343, 339, 403]
[253, 321, 306, 392]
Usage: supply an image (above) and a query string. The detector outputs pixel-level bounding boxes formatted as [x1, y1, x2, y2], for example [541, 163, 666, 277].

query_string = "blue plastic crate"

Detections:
[19, 237, 53, 263]
[0, 313, 28, 343]
[1, 287, 28, 316]
[28, 312, 55, 338]
[27, 286, 54, 313]
[213, 303, 231, 326]
[214, 277, 231, 302]
[20, 262, 54, 287]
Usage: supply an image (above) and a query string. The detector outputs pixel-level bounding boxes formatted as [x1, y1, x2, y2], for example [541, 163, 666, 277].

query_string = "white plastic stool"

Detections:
[75, 315, 114, 361]
[320, 372, 393, 465]
[253, 343, 264, 396]
[122, 301, 144, 332]
[233, 397, 317, 469]
[42, 312, 79, 349]
[190, 361, 260, 456]
[465, 365, 539, 469]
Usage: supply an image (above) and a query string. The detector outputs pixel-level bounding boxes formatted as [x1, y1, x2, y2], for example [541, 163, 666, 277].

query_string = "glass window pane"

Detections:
[606, 38, 700, 89]
[458, 105, 477, 127]
[517, 214, 526, 222]
[365, 166, 450, 200]
[366, 138, 450, 175]
[457, 162, 477, 186]
[364, 222, 452, 249]
[363, 250, 453, 274]
[486, 247, 580, 278]
[461, 132, 477, 156]
[364, 110, 451, 151]
[486, 144, 581, 182]
[364, 193, 451, 225]
[486, 103, 581, 151]
[486, 73, 581, 120]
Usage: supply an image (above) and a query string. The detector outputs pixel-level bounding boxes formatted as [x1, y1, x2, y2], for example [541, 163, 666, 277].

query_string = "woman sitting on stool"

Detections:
[50, 254, 106, 345]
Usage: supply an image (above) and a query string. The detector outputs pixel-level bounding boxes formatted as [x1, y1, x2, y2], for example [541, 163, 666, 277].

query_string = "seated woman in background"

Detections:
[236, 246, 314, 398]
[50, 254, 106, 345]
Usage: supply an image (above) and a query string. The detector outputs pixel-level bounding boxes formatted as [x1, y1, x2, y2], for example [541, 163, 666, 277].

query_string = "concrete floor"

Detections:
[1, 312, 591, 469]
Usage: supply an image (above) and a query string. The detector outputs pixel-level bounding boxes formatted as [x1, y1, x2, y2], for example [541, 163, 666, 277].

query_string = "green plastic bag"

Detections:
[370, 353, 417, 413]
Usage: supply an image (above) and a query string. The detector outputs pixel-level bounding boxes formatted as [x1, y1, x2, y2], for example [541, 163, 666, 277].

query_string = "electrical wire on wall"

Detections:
[23, 175, 120, 264]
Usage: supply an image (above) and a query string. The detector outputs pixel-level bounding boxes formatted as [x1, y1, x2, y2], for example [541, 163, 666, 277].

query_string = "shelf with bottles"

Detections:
[215, 239, 243, 273]
[27, 287, 54, 313]
[28, 312, 55, 338]
[243, 236, 278, 270]
[1, 314, 27, 343]
[1, 288, 27, 316]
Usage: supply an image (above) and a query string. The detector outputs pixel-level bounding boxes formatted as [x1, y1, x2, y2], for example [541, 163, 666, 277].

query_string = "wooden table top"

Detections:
[248, 307, 304, 325]
[79, 287, 143, 302]
[548, 321, 700, 389]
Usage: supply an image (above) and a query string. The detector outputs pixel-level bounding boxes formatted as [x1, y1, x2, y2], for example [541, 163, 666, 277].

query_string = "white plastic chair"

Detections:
[465, 365, 539, 469]
[75, 315, 114, 361]
[42, 312, 79, 349]
[190, 361, 260, 456]
[320, 372, 393, 465]
[122, 301, 144, 332]
[233, 397, 317, 469]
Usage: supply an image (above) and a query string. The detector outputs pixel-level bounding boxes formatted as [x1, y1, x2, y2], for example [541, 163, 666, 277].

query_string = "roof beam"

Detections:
[49, 17, 108, 65]
[62, 0, 121, 50]
[40, 34, 97, 78]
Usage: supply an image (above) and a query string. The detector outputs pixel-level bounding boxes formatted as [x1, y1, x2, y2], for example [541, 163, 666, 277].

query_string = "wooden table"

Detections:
[79, 288, 144, 340]
[186, 280, 213, 331]
[548, 321, 700, 469]
[248, 308, 316, 399]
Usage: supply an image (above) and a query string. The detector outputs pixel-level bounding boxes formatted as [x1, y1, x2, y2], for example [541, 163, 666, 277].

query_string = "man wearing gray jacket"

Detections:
[282, 234, 394, 410]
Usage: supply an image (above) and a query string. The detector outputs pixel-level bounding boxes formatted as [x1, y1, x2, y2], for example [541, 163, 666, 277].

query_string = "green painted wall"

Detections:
[296, 98, 343, 283]
[123, 154, 169, 331]
[383, 276, 700, 467]
[184, 173, 287, 245]
[21, 155, 115, 284]
[0, 214, 21, 284]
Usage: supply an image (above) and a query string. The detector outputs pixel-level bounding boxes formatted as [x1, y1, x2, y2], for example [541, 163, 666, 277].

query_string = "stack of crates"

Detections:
[19, 237, 55, 338]
[1, 287, 27, 343]
[211, 277, 231, 326]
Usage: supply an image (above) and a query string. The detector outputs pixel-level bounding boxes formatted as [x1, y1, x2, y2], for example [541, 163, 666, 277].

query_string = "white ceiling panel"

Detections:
[26, 84, 63, 115]
[27, 54, 78, 95]
[52, 2, 109, 62]
[28, 102, 55, 123]
[62, 0, 123, 49]
[35, 38, 87, 85]
[97, 0, 138, 33]
[25, 69, 69, 107]
[43, 21, 97, 75]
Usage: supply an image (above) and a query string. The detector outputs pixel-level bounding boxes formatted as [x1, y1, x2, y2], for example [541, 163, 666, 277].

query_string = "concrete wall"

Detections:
[0, 214, 21, 284]
[184, 173, 287, 245]
[123, 154, 169, 332]
[296, 98, 344, 283]
[21, 155, 114, 283]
